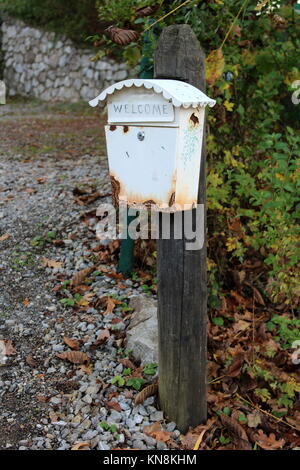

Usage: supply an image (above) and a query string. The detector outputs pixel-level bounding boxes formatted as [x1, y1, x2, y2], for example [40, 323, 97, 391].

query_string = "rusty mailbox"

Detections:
[89, 79, 215, 211]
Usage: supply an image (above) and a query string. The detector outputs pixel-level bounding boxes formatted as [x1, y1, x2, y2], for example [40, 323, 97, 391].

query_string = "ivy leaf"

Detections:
[206, 48, 225, 87]
[104, 26, 140, 46]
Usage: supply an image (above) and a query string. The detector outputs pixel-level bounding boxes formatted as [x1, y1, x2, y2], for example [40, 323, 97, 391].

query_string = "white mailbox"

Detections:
[89, 79, 215, 211]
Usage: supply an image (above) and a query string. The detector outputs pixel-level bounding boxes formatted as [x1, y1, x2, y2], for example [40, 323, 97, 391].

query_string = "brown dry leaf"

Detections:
[233, 320, 250, 334]
[36, 395, 49, 403]
[181, 418, 216, 450]
[22, 298, 30, 307]
[77, 292, 95, 307]
[120, 358, 136, 370]
[220, 415, 252, 450]
[225, 353, 245, 377]
[0, 233, 9, 242]
[134, 383, 158, 406]
[231, 25, 242, 37]
[247, 411, 262, 428]
[78, 364, 93, 375]
[105, 400, 122, 412]
[71, 266, 95, 287]
[206, 48, 225, 87]
[90, 329, 110, 350]
[136, 4, 160, 17]
[144, 422, 172, 443]
[71, 442, 90, 451]
[0, 339, 16, 355]
[104, 26, 140, 46]
[26, 354, 36, 368]
[36, 177, 47, 184]
[104, 297, 120, 315]
[42, 258, 63, 269]
[254, 430, 285, 450]
[25, 187, 37, 194]
[286, 412, 300, 431]
[56, 351, 90, 365]
[63, 336, 80, 351]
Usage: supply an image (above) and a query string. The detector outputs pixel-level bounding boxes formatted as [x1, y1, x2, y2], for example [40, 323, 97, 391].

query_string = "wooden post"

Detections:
[154, 25, 207, 433]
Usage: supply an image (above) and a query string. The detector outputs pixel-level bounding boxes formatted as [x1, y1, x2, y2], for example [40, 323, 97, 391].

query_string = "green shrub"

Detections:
[95, 0, 300, 306]
[0, 0, 100, 43]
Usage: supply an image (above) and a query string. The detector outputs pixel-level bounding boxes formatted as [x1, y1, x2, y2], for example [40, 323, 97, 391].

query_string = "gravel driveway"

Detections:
[0, 100, 177, 450]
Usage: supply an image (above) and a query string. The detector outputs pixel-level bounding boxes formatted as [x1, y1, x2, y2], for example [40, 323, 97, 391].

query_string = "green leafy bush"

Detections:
[96, 0, 300, 306]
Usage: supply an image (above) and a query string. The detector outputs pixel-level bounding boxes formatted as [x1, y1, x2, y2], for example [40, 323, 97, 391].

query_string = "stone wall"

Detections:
[0, 16, 128, 102]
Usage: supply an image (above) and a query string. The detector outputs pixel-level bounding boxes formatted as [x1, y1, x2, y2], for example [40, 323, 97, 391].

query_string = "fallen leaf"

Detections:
[90, 329, 110, 350]
[134, 383, 158, 406]
[254, 430, 285, 450]
[144, 422, 172, 443]
[220, 415, 252, 450]
[71, 266, 95, 287]
[63, 336, 80, 351]
[42, 258, 63, 269]
[0, 233, 9, 242]
[56, 351, 90, 364]
[234, 319, 250, 334]
[36, 177, 47, 184]
[105, 400, 122, 412]
[119, 358, 136, 370]
[0, 339, 16, 355]
[104, 296, 121, 315]
[78, 364, 93, 375]
[36, 395, 49, 403]
[23, 298, 30, 307]
[71, 442, 90, 451]
[26, 354, 36, 368]
[225, 353, 245, 377]
[181, 419, 215, 450]
[76, 292, 95, 306]
[247, 411, 262, 428]
[24, 187, 37, 194]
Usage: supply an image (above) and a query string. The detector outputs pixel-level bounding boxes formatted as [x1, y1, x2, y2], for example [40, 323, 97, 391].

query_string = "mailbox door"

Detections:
[105, 125, 178, 208]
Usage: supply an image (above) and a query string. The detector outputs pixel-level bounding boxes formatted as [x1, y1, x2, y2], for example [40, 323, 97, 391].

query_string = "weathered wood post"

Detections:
[154, 24, 207, 433]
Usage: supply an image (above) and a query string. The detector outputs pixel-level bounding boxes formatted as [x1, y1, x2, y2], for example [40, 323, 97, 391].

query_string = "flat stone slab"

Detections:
[126, 296, 158, 366]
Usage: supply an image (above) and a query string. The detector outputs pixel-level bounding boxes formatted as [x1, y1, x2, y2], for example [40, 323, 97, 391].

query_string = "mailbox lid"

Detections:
[89, 79, 216, 110]
[105, 125, 178, 209]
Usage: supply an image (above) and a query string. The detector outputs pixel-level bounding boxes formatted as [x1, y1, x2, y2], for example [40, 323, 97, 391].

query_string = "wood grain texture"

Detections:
[155, 24, 207, 433]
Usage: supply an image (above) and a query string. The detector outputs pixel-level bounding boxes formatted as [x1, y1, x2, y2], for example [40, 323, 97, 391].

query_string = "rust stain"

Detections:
[110, 175, 120, 207]
[189, 113, 199, 126]
[109, 125, 117, 131]
[123, 125, 129, 133]
[168, 192, 175, 207]
[142, 200, 157, 209]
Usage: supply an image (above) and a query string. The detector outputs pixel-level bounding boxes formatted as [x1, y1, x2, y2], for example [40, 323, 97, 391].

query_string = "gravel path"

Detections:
[0, 100, 179, 450]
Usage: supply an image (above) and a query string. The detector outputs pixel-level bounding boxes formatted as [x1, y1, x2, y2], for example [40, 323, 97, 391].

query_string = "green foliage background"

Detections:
[0, 0, 99, 43]
[95, 0, 300, 307]
[1, 0, 299, 307]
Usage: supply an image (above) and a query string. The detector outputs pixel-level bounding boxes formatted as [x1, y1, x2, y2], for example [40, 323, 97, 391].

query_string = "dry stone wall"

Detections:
[0, 16, 128, 102]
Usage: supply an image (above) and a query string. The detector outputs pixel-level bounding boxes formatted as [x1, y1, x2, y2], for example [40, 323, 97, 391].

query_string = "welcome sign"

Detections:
[107, 92, 174, 122]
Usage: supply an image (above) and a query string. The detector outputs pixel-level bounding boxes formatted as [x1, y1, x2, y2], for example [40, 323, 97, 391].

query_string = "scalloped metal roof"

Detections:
[89, 79, 216, 109]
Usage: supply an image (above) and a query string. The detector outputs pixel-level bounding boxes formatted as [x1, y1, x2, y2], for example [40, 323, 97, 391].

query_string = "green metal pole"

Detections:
[117, 212, 135, 277]
[117, 25, 159, 276]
